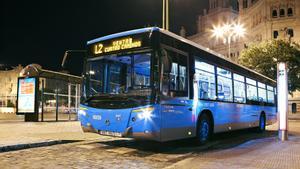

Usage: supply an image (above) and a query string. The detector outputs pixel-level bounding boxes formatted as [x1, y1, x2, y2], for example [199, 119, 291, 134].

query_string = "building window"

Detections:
[288, 8, 293, 16]
[272, 10, 278, 18]
[287, 28, 294, 37]
[243, 0, 248, 8]
[273, 30, 279, 39]
[280, 9, 285, 17]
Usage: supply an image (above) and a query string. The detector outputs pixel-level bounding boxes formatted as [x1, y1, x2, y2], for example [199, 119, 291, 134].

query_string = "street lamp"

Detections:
[61, 50, 86, 68]
[212, 23, 246, 58]
[162, 0, 169, 30]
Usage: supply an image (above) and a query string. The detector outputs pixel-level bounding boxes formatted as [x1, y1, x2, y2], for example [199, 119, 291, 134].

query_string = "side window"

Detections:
[217, 67, 233, 102]
[258, 82, 267, 102]
[246, 78, 258, 101]
[272, 9, 278, 18]
[280, 9, 285, 17]
[161, 49, 188, 97]
[195, 60, 216, 100]
[170, 62, 178, 90]
[288, 8, 293, 16]
[267, 85, 275, 104]
[233, 74, 246, 103]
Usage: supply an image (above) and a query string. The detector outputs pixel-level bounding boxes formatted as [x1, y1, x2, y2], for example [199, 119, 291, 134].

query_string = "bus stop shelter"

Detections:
[17, 64, 82, 122]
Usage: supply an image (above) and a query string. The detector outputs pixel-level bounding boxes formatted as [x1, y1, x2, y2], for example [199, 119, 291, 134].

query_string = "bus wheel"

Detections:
[197, 114, 211, 144]
[258, 114, 266, 132]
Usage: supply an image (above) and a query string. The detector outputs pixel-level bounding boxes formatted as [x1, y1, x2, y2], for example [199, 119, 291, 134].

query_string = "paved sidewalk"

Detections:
[0, 121, 101, 151]
[164, 120, 300, 169]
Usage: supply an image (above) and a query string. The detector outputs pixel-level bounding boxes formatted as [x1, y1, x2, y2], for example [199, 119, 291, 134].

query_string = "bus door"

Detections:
[160, 49, 194, 141]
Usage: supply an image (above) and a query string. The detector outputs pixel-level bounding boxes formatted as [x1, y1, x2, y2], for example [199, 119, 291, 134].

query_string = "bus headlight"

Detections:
[132, 106, 154, 120]
[78, 109, 87, 116]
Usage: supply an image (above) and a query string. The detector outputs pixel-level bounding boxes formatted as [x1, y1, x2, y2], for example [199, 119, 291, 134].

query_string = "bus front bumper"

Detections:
[81, 125, 160, 141]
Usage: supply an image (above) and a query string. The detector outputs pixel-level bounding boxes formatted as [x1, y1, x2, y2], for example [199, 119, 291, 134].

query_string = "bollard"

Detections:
[277, 62, 288, 141]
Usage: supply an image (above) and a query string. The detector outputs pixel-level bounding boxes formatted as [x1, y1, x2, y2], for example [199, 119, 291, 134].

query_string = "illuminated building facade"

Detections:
[189, 0, 300, 113]
[0, 65, 23, 113]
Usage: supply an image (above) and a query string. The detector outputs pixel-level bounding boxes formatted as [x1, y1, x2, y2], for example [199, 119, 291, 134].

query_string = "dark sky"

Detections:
[1, 0, 208, 75]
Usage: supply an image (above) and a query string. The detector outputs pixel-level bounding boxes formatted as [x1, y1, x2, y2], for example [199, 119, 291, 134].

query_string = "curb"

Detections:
[0, 140, 77, 153]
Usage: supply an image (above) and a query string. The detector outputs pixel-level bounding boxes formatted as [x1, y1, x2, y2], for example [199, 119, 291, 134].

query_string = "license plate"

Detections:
[99, 130, 122, 137]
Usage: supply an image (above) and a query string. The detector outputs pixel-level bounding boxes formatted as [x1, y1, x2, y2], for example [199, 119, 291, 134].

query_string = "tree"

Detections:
[238, 39, 300, 93]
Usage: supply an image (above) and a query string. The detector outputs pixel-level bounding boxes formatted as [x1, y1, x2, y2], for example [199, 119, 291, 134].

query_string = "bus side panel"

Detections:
[197, 100, 277, 133]
[128, 104, 162, 141]
[160, 99, 195, 142]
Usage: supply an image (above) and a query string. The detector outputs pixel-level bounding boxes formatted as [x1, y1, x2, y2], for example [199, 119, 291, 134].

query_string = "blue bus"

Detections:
[79, 27, 277, 143]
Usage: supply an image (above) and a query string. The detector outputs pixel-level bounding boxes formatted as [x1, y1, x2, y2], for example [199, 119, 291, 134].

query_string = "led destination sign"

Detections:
[93, 37, 142, 55]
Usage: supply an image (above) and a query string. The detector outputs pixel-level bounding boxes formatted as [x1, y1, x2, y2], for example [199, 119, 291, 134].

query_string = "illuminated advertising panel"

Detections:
[17, 78, 37, 113]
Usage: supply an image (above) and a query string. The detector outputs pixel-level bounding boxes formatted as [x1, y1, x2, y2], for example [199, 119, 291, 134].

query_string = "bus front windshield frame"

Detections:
[84, 52, 154, 108]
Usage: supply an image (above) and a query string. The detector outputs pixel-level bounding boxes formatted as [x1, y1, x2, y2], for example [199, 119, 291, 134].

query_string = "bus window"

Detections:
[179, 65, 187, 91]
[233, 73, 246, 103]
[258, 82, 267, 102]
[161, 49, 188, 97]
[170, 62, 178, 90]
[267, 85, 275, 104]
[217, 67, 233, 102]
[195, 61, 216, 100]
[246, 78, 258, 101]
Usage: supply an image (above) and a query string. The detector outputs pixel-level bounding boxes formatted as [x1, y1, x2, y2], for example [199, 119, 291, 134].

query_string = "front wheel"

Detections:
[197, 114, 212, 144]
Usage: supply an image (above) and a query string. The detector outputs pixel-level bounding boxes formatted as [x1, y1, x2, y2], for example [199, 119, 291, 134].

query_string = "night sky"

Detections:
[1, 0, 208, 75]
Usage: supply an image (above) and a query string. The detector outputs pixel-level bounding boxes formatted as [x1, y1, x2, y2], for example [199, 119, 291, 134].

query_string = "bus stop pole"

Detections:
[277, 62, 288, 141]
[41, 79, 44, 122]
[68, 83, 71, 121]
[56, 84, 59, 122]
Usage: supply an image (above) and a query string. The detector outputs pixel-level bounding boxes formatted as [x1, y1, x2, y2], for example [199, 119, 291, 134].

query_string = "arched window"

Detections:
[280, 9, 285, 17]
[287, 28, 294, 37]
[243, 0, 248, 8]
[288, 8, 293, 16]
[272, 10, 278, 18]
[273, 31, 279, 39]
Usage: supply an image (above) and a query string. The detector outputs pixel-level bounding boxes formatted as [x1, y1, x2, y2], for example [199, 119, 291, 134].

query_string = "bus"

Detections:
[78, 27, 277, 143]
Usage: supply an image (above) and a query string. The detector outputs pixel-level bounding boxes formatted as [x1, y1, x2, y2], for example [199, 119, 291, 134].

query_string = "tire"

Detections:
[257, 114, 266, 132]
[197, 113, 212, 144]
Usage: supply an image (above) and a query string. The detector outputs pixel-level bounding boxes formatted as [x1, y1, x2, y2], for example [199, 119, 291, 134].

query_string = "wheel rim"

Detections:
[200, 120, 209, 141]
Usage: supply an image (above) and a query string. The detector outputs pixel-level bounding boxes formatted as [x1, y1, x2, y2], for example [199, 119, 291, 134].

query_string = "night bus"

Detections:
[78, 27, 277, 143]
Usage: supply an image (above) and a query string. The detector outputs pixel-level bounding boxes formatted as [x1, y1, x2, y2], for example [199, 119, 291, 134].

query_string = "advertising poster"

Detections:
[17, 78, 36, 113]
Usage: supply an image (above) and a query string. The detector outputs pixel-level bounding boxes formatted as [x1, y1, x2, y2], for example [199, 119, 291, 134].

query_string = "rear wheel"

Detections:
[257, 113, 266, 132]
[197, 114, 212, 144]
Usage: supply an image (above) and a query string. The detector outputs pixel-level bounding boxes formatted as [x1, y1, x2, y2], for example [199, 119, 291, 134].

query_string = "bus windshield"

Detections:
[84, 52, 153, 108]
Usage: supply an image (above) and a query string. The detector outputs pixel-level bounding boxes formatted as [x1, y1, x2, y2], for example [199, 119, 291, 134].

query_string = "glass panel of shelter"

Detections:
[40, 78, 80, 122]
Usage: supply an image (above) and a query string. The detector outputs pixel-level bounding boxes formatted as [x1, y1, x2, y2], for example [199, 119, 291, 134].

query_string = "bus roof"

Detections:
[87, 27, 160, 45]
[87, 27, 276, 84]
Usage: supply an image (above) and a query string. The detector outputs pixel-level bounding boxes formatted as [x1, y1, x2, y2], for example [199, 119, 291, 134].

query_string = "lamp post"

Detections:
[212, 23, 246, 58]
[162, 0, 169, 30]
[61, 50, 86, 68]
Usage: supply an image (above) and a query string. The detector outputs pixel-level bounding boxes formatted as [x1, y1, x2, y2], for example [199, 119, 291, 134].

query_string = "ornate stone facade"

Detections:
[189, 0, 300, 61]
[239, 0, 300, 45]
[188, 0, 241, 61]
[0, 65, 23, 111]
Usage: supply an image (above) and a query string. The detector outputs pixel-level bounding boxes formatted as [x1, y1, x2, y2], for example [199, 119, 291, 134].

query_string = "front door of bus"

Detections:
[160, 49, 193, 141]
